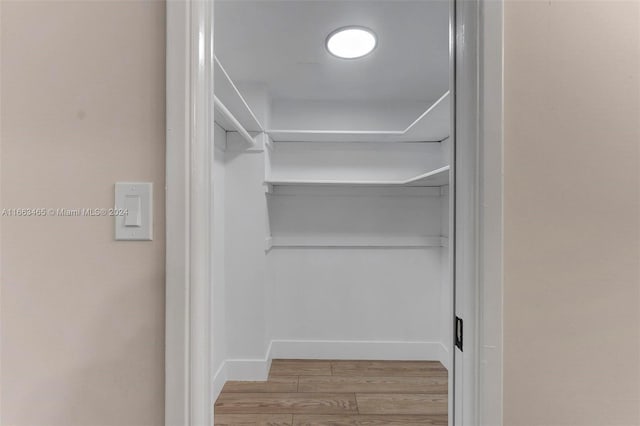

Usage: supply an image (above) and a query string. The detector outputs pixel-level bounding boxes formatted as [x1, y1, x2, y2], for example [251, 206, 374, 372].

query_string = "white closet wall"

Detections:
[211, 58, 452, 394]
[215, 83, 273, 381]
[266, 139, 449, 362]
[440, 137, 452, 355]
[212, 123, 228, 395]
[268, 141, 446, 183]
[269, 219, 444, 347]
[271, 100, 433, 131]
[440, 185, 452, 352]
[224, 140, 270, 362]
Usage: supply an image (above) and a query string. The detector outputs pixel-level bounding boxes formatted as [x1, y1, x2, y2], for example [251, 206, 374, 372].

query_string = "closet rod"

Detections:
[214, 95, 255, 147]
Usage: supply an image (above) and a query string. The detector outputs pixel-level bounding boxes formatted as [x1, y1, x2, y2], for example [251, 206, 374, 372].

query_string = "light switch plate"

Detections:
[115, 182, 153, 241]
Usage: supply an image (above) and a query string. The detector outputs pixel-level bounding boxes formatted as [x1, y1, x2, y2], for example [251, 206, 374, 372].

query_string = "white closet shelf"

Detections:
[265, 165, 450, 188]
[266, 91, 450, 143]
[214, 96, 255, 147]
[265, 236, 447, 250]
[214, 56, 264, 134]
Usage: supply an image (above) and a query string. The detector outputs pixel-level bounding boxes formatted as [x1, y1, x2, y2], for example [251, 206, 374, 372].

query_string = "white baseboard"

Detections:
[225, 357, 272, 381]
[212, 342, 274, 400]
[439, 345, 451, 370]
[270, 339, 448, 366]
[212, 362, 228, 401]
[212, 340, 449, 401]
[212, 358, 271, 401]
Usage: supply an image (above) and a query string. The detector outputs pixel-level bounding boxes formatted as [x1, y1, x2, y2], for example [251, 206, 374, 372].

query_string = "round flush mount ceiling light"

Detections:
[326, 26, 377, 59]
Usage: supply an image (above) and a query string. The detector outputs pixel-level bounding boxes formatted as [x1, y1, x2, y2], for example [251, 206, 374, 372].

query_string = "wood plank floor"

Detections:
[215, 360, 448, 425]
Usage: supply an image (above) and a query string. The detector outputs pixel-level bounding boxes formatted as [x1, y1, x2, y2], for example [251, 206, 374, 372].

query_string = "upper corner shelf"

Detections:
[214, 56, 264, 135]
[404, 165, 450, 186]
[266, 91, 450, 143]
[266, 165, 449, 188]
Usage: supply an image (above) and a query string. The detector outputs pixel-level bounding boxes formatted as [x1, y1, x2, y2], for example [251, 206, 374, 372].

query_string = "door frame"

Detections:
[165, 0, 214, 425]
[453, 0, 504, 425]
[164, 0, 503, 424]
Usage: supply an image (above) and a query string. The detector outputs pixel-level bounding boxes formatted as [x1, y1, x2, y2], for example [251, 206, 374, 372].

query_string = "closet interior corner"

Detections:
[211, 0, 455, 423]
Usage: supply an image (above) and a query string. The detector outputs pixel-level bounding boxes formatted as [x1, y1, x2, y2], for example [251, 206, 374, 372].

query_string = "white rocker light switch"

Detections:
[115, 182, 152, 240]
[124, 195, 142, 227]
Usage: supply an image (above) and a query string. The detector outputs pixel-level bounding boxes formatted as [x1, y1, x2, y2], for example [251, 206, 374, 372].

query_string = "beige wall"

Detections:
[504, 1, 640, 425]
[1, 1, 165, 425]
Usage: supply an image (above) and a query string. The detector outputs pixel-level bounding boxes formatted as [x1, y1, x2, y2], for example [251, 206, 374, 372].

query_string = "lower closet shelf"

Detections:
[265, 236, 448, 250]
[265, 166, 450, 188]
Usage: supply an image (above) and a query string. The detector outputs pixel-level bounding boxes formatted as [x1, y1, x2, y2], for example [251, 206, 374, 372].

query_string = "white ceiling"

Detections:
[214, 0, 450, 104]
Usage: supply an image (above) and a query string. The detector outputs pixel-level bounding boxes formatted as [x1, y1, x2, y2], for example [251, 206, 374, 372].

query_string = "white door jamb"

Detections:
[165, 0, 215, 425]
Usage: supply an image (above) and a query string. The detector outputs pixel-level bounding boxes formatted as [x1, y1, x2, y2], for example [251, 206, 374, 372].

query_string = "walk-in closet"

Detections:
[210, 1, 455, 424]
